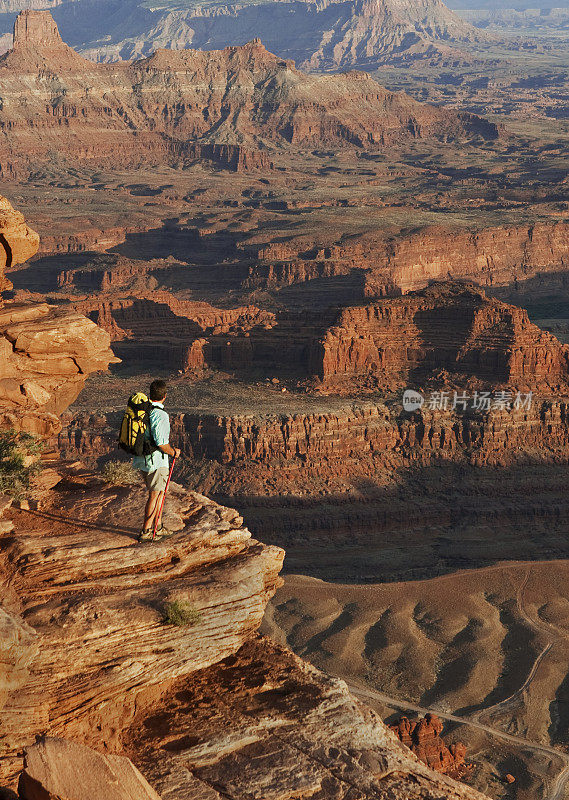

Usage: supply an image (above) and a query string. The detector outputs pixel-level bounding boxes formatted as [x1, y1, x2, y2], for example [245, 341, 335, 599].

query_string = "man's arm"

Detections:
[151, 408, 181, 459]
[158, 443, 181, 458]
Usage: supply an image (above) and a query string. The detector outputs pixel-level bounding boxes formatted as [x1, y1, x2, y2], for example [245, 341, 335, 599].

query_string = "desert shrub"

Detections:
[163, 600, 202, 627]
[101, 460, 140, 486]
[0, 429, 43, 499]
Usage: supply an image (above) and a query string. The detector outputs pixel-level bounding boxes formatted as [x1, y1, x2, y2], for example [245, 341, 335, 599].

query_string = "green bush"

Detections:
[101, 460, 140, 486]
[163, 600, 202, 627]
[0, 429, 43, 500]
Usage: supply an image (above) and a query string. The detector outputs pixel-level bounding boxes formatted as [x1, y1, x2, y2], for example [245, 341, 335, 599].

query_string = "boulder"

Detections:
[18, 737, 161, 800]
[0, 195, 118, 437]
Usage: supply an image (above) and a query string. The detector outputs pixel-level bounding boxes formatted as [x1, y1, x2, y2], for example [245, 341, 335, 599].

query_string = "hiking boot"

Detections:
[137, 525, 173, 543]
[138, 528, 157, 543]
[154, 524, 174, 539]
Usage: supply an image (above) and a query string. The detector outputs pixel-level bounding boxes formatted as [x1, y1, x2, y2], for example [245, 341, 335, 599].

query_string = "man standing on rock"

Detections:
[133, 380, 181, 542]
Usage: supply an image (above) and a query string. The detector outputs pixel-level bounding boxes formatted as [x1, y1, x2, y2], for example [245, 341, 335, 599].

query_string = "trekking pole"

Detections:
[152, 455, 177, 540]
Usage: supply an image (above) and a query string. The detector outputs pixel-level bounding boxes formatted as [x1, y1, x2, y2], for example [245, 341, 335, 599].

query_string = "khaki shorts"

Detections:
[140, 467, 169, 493]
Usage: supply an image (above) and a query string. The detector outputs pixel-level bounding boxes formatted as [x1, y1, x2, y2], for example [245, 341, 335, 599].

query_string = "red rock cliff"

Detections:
[0, 475, 284, 784]
[247, 221, 569, 297]
[0, 473, 488, 800]
[311, 282, 569, 392]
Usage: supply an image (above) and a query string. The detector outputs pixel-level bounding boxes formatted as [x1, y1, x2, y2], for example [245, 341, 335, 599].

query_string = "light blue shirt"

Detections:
[132, 402, 170, 472]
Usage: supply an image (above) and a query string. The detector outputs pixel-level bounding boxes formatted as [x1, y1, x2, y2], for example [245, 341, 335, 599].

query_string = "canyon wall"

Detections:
[53, 282, 569, 390]
[311, 282, 569, 392]
[389, 222, 569, 293]
[60, 397, 569, 501]
[56, 283, 569, 497]
[247, 221, 569, 297]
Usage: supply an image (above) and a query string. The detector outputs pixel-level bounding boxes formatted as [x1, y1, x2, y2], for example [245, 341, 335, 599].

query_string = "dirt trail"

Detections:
[470, 567, 558, 725]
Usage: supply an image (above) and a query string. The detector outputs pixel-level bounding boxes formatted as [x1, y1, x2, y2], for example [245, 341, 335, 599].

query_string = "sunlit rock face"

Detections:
[0, 195, 116, 436]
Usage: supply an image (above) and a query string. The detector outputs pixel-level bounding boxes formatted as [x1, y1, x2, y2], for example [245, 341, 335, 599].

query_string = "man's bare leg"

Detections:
[143, 489, 162, 531]
[154, 494, 166, 531]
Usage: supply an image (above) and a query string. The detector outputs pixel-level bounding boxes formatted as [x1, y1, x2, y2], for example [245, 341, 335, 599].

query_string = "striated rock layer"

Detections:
[0, 472, 284, 784]
[0, 11, 499, 176]
[247, 221, 569, 298]
[0, 472, 489, 800]
[76, 294, 277, 372]
[0, 302, 118, 437]
[48, 282, 569, 388]
[122, 636, 489, 800]
[311, 282, 569, 392]
[61, 396, 569, 500]
[21, 218, 569, 308]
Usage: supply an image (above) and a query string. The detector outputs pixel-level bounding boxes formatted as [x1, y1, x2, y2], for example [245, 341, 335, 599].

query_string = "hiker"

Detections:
[131, 379, 181, 542]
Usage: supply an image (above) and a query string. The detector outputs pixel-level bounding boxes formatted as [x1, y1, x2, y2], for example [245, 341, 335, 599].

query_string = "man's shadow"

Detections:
[18, 508, 139, 541]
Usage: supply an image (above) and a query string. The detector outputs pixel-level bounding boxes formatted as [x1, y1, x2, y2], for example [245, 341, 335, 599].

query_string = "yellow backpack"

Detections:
[118, 392, 157, 457]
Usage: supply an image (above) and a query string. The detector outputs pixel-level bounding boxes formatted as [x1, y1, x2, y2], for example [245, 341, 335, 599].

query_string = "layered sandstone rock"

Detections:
[0, 303, 118, 436]
[247, 221, 569, 298]
[0, 195, 116, 436]
[0, 471, 486, 800]
[53, 281, 569, 390]
[7, 8, 91, 71]
[14, 9, 60, 48]
[60, 395, 569, 499]
[0, 12, 499, 176]
[18, 737, 161, 800]
[388, 222, 569, 294]
[76, 294, 276, 372]
[0, 473, 284, 784]
[0, 196, 40, 292]
[123, 636, 487, 800]
[311, 282, 569, 392]
[390, 715, 468, 779]
[0, 608, 37, 715]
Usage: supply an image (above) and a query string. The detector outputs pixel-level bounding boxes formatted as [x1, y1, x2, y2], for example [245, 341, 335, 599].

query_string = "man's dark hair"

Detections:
[149, 380, 168, 401]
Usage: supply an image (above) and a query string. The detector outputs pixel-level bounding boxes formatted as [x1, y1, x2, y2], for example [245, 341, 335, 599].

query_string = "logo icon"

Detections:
[403, 390, 425, 412]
